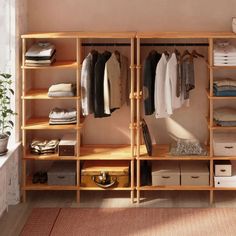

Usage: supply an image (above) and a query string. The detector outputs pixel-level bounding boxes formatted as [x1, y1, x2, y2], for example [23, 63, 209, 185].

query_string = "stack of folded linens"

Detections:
[30, 139, 59, 155]
[48, 83, 76, 97]
[49, 107, 77, 125]
[25, 42, 56, 66]
[214, 42, 236, 66]
[214, 79, 236, 96]
[214, 107, 236, 126]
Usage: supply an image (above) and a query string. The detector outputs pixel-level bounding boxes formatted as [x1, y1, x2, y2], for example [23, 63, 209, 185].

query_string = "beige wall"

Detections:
[26, 0, 235, 144]
[27, 0, 236, 31]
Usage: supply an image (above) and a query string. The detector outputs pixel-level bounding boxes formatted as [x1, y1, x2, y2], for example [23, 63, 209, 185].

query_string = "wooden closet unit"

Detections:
[21, 32, 136, 203]
[136, 32, 236, 204]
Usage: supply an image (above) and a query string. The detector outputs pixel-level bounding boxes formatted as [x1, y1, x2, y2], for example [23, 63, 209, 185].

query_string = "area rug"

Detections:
[20, 208, 236, 236]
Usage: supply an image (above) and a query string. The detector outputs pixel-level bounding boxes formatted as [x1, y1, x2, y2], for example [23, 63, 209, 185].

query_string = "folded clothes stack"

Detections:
[48, 83, 76, 97]
[214, 107, 236, 126]
[25, 42, 56, 67]
[49, 107, 77, 125]
[30, 139, 59, 155]
[214, 79, 236, 96]
[170, 138, 207, 156]
[214, 42, 236, 66]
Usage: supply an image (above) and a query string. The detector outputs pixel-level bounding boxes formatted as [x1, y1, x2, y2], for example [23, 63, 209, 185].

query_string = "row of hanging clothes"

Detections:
[81, 49, 130, 118]
[143, 48, 204, 118]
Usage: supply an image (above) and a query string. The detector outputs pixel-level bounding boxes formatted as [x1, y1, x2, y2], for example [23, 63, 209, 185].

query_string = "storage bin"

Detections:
[48, 161, 76, 186]
[213, 133, 236, 156]
[215, 175, 236, 187]
[214, 160, 232, 177]
[81, 161, 129, 188]
[151, 161, 180, 186]
[180, 162, 209, 186]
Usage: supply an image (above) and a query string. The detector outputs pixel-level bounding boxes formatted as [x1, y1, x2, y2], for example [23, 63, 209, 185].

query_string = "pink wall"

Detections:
[27, 0, 236, 32]
[26, 0, 235, 144]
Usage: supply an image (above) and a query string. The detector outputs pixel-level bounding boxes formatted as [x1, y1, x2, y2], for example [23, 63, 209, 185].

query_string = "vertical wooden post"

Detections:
[76, 37, 81, 203]
[130, 38, 135, 203]
[208, 38, 214, 205]
[136, 37, 141, 203]
[22, 38, 26, 202]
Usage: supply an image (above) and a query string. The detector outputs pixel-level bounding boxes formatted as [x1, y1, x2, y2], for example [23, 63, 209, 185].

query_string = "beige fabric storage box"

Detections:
[180, 162, 209, 186]
[214, 160, 232, 177]
[151, 161, 180, 186]
[213, 133, 236, 156]
[48, 161, 76, 186]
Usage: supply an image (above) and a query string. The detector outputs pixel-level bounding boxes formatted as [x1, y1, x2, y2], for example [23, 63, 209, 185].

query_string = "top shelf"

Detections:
[21, 31, 236, 39]
[136, 31, 236, 39]
[21, 31, 136, 39]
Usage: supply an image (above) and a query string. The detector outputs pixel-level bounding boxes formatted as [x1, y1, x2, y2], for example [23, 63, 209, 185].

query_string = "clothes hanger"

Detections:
[191, 50, 204, 58]
[181, 49, 191, 59]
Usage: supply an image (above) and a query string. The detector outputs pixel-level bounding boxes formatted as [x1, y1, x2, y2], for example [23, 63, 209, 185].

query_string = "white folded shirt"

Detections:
[25, 42, 56, 57]
[214, 44, 236, 57]
[48, 83, 73, 92]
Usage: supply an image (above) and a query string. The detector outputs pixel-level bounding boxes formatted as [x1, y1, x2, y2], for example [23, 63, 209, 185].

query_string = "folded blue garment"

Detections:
[213, 90, 236, 96]
[216, 120, 236, 126]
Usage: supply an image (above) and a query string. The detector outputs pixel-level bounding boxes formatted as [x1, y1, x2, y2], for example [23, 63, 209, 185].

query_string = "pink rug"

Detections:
[21, 208, 236, 236]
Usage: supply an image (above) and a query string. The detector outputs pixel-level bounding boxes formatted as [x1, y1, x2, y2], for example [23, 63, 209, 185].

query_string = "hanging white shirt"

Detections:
[165, 53, 182, 115]
[154, 53, 168, 118]
[104, 53, 121, 114]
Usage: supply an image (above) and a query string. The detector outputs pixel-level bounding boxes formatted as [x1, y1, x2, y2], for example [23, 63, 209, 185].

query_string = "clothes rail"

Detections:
[82, 43, 131, 46]
[140, 43, 209, 46]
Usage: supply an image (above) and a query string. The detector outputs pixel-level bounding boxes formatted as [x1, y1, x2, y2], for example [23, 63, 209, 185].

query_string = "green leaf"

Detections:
[9, 89, 14, 95]
[8, 120, 14, 127]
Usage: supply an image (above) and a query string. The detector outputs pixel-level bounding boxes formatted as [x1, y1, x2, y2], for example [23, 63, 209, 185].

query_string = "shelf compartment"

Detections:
[79, 144, 133, 160]
[21, 61, 78, 69]
[24, 151, 78, 161]
[138, 186, 211, 191]
[22, 89, 79, 100]
[206, 90, 236, 100]
[22, 117, 83, 130]
[138, 144, 210, 160]
[23, 176, 77, 190]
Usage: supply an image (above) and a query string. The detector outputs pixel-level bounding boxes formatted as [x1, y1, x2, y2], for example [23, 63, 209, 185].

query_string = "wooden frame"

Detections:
[21, 32, 136, 203]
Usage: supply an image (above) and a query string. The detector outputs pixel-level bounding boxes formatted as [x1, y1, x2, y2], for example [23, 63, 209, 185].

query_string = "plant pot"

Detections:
[0, 134, 9, 155]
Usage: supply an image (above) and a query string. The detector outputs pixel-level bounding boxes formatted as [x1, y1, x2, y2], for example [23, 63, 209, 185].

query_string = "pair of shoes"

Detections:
[32, 171, 48, 184]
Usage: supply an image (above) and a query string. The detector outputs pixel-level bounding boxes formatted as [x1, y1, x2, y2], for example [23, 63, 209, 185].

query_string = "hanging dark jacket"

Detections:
[143, 50, 161, 115]
[94, 51, 111, 118]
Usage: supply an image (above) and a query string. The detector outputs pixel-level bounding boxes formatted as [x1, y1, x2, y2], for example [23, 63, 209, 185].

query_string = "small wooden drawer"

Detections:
[214, 160, 232, 177]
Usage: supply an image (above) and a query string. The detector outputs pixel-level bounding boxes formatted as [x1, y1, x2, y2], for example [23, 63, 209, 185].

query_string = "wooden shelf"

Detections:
[21, 31, 136, 39]
[138, 186, 211, 191]
[213, 156, 236, 160]
[210, 66, 236, 70]
[23, 176, 77, 191]
[24, 151, 78, 161]
[21, 61, 77, 69]
[213, 187, 236, 190]
[138, 144, 209, 160]
[22, 117, 83, 130]
[136, 31, 236, 39]
[22, 89, 79, 100]
[80, 145, 134, 160]
[208, 120, 236, 130]
[80, 187, 132, 191]
[206, 90, 236, 100]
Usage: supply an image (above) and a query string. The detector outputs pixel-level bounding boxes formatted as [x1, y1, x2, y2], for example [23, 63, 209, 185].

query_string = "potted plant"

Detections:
[0, 73, 16, 155]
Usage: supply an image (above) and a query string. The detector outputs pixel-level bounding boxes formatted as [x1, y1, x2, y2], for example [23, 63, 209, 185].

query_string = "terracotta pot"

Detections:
[0, 134, 9, 154]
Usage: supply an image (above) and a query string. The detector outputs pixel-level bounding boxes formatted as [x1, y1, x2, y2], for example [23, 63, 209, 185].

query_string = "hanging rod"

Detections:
[82, 43, 131, 46]
[140, 43, 209, 46]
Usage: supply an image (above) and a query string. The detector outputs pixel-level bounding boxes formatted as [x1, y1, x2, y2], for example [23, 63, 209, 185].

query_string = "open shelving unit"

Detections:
[21, 32, 136, 203]
[135, 32, 236, 204]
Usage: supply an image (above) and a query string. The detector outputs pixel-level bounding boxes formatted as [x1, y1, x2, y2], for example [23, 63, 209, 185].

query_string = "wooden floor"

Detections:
[1, 191, 236, 236]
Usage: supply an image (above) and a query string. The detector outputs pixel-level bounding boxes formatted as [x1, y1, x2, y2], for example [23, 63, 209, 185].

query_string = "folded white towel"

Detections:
[48, 83, 73, 92]
[49, 107, 77, 119]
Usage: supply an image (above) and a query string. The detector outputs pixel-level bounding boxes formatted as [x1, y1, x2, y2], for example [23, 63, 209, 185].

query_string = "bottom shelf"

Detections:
[138, 186, 211, 191]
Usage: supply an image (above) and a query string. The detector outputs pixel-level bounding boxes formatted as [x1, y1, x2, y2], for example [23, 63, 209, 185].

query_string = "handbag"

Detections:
[141, 119, 152, 156]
